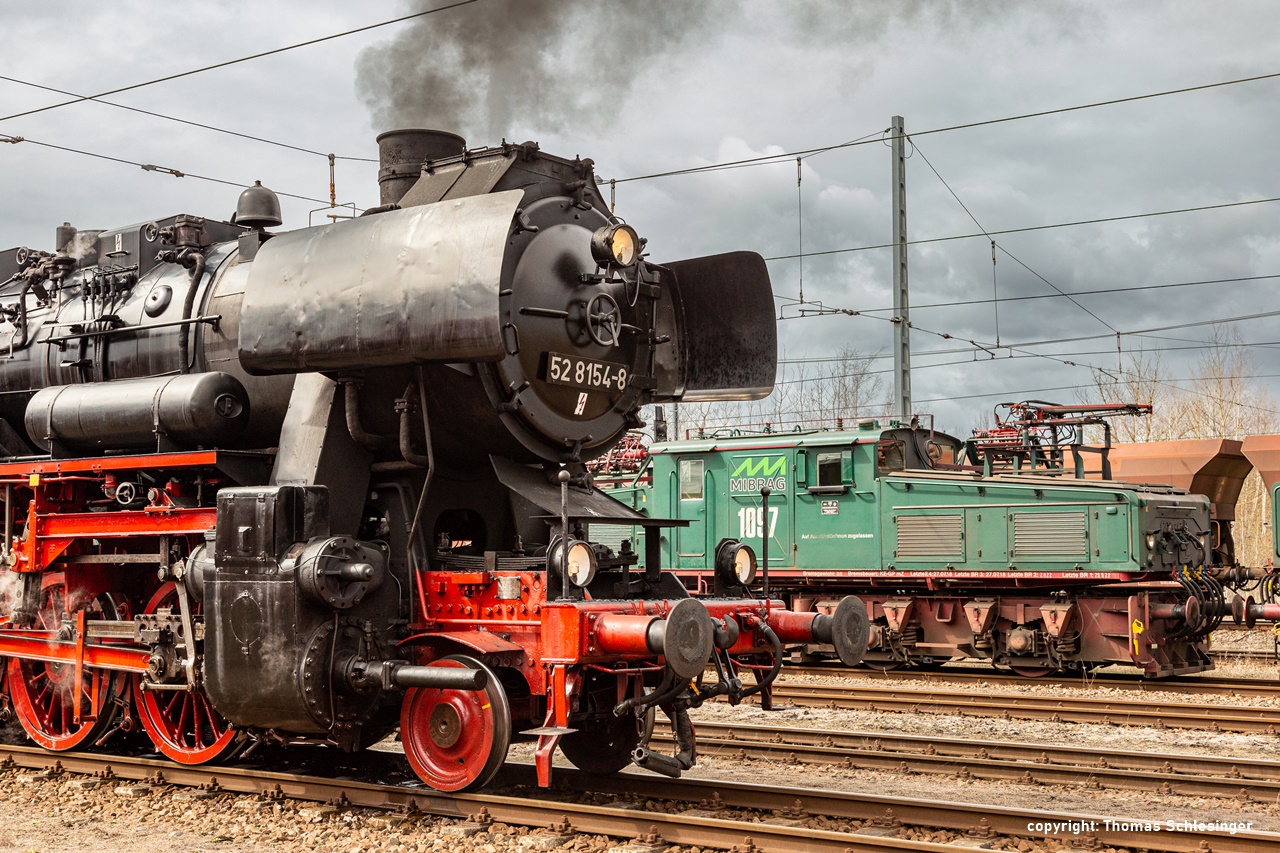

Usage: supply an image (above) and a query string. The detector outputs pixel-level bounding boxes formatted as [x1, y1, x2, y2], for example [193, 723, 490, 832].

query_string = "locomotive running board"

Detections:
[0, 449, 273, 484]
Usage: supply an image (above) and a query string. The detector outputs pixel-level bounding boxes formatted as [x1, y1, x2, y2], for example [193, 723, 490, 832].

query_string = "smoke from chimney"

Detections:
[355, 0, 735, 143]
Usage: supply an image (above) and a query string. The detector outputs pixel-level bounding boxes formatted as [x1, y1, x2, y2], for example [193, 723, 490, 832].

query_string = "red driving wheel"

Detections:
[132, 582, 242, 764]
[7, 572, 122, 751]
[400, 655, 510, 791]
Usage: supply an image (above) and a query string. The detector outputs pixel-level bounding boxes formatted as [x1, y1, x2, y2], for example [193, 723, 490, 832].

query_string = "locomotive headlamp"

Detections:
[590, 223, 641, 268]
[563, 539, 598, 588]
[715, 539, 757, 586]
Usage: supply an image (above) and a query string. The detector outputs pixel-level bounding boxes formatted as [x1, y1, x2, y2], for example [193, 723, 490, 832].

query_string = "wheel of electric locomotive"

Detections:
[1007, 664, 1056, 678]
[860, 659, 904, 672]
[6, 572, 125, 750]
[131, 582, 243, 764]
[400, 655, 511, 791]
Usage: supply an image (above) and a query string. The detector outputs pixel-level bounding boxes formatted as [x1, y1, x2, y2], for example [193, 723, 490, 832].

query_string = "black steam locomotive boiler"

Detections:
[0, 130, 867, 790]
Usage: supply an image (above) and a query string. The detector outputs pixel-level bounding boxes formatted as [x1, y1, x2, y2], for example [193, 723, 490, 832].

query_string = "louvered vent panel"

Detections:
[1012, 511, 1087, 556]
[591, 525, 643, 554]
[896, 514, 963, 557]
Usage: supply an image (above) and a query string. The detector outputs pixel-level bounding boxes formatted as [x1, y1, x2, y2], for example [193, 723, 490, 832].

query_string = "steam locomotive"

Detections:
[0, 130, 866, 791]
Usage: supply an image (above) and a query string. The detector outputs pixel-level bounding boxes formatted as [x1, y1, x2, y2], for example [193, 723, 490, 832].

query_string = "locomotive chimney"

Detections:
[55, 222, 77, 253]
[376, 129, 466, 206]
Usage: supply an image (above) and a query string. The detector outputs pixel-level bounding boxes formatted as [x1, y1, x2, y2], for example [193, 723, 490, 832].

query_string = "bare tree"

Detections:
[793, 345, 888, 426]
[654, 344, 888, 439]
[1084, 348, 1174, 443]
[1082, 326, 1278, 566]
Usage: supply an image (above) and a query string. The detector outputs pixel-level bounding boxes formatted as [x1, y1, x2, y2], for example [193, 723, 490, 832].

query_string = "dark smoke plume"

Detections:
[356, 0, 735, 143]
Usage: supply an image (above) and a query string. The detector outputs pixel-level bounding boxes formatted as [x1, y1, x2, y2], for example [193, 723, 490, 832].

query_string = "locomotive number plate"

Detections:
[545, 352, 629, 392]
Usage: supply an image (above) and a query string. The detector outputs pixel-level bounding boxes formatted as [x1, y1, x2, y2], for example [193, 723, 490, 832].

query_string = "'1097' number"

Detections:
[737, 506, 779, 539]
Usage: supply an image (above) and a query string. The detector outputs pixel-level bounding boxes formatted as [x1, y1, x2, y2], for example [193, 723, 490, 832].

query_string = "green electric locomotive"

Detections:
[596, 418, 1219, 678]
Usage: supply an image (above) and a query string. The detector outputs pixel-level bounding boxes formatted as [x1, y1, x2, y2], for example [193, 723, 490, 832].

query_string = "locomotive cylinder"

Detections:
[24, 372, 250, 452]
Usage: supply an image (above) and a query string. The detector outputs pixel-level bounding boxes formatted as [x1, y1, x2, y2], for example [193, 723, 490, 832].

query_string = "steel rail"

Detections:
[0, 745, 977, 853]
[677, 720, 1280, 800]
[540, 766, 1273, 853]
[0, 744, 1272, 852]
[1213, 648, 1280, 662]
[784, 664, 1280, 699]
[768, 681, 1280, 732]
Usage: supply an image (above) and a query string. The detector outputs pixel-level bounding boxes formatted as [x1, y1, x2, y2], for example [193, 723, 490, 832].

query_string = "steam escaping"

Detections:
[355, 0, 737, 143]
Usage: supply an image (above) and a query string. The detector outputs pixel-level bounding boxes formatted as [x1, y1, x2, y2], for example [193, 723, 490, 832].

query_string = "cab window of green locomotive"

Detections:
[679, 459, 704, 500]
[817, 452, 842, 486]
[876, 439, 906, 474]
[807, 448, 855, 494]
[926, 440, 956, 466]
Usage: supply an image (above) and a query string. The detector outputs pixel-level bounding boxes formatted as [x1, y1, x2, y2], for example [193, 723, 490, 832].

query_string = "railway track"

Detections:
[1214, 647, 1279, 662]
[0, 743, 1272, 853]
[768, 681, 1280, 732]
[683, 719, 1280, 800]
[785, 663, 1280, 699]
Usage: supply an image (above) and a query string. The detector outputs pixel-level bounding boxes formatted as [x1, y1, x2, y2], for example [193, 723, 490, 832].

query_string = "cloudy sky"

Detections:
[4, 1, 1278, 435]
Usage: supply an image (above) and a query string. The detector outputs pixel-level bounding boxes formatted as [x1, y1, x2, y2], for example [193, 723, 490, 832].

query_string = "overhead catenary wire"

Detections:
[0, 3, 487, 202]
[0, 133, 331, 205]
[911, 139, 1118, 338]
[997, 308, 1280, 349]
[7, 14, 1273, 411]
[761, 124, 1280, 413]
[764, 195, 1280, 262]
[613, 69, 1280, 185]
[613, 72, 1280, 404]
[774, 343, 1280, 387]
[0, 74, 376, 162]
[777, 335, 1280, 368]
[798, 271, 1280, 315]
[909, 373, 1280, 414]
[601, 128, 885, 213]
[790, 297, 1111, 377]
[780, 288, 1280, 356]
[735, 370, 1280, 425]
[0, 1, 481, 125]
[608, 129, 886, 185]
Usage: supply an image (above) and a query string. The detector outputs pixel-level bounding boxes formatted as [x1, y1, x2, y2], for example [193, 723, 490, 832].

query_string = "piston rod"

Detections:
[341, 658, 487, 692]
